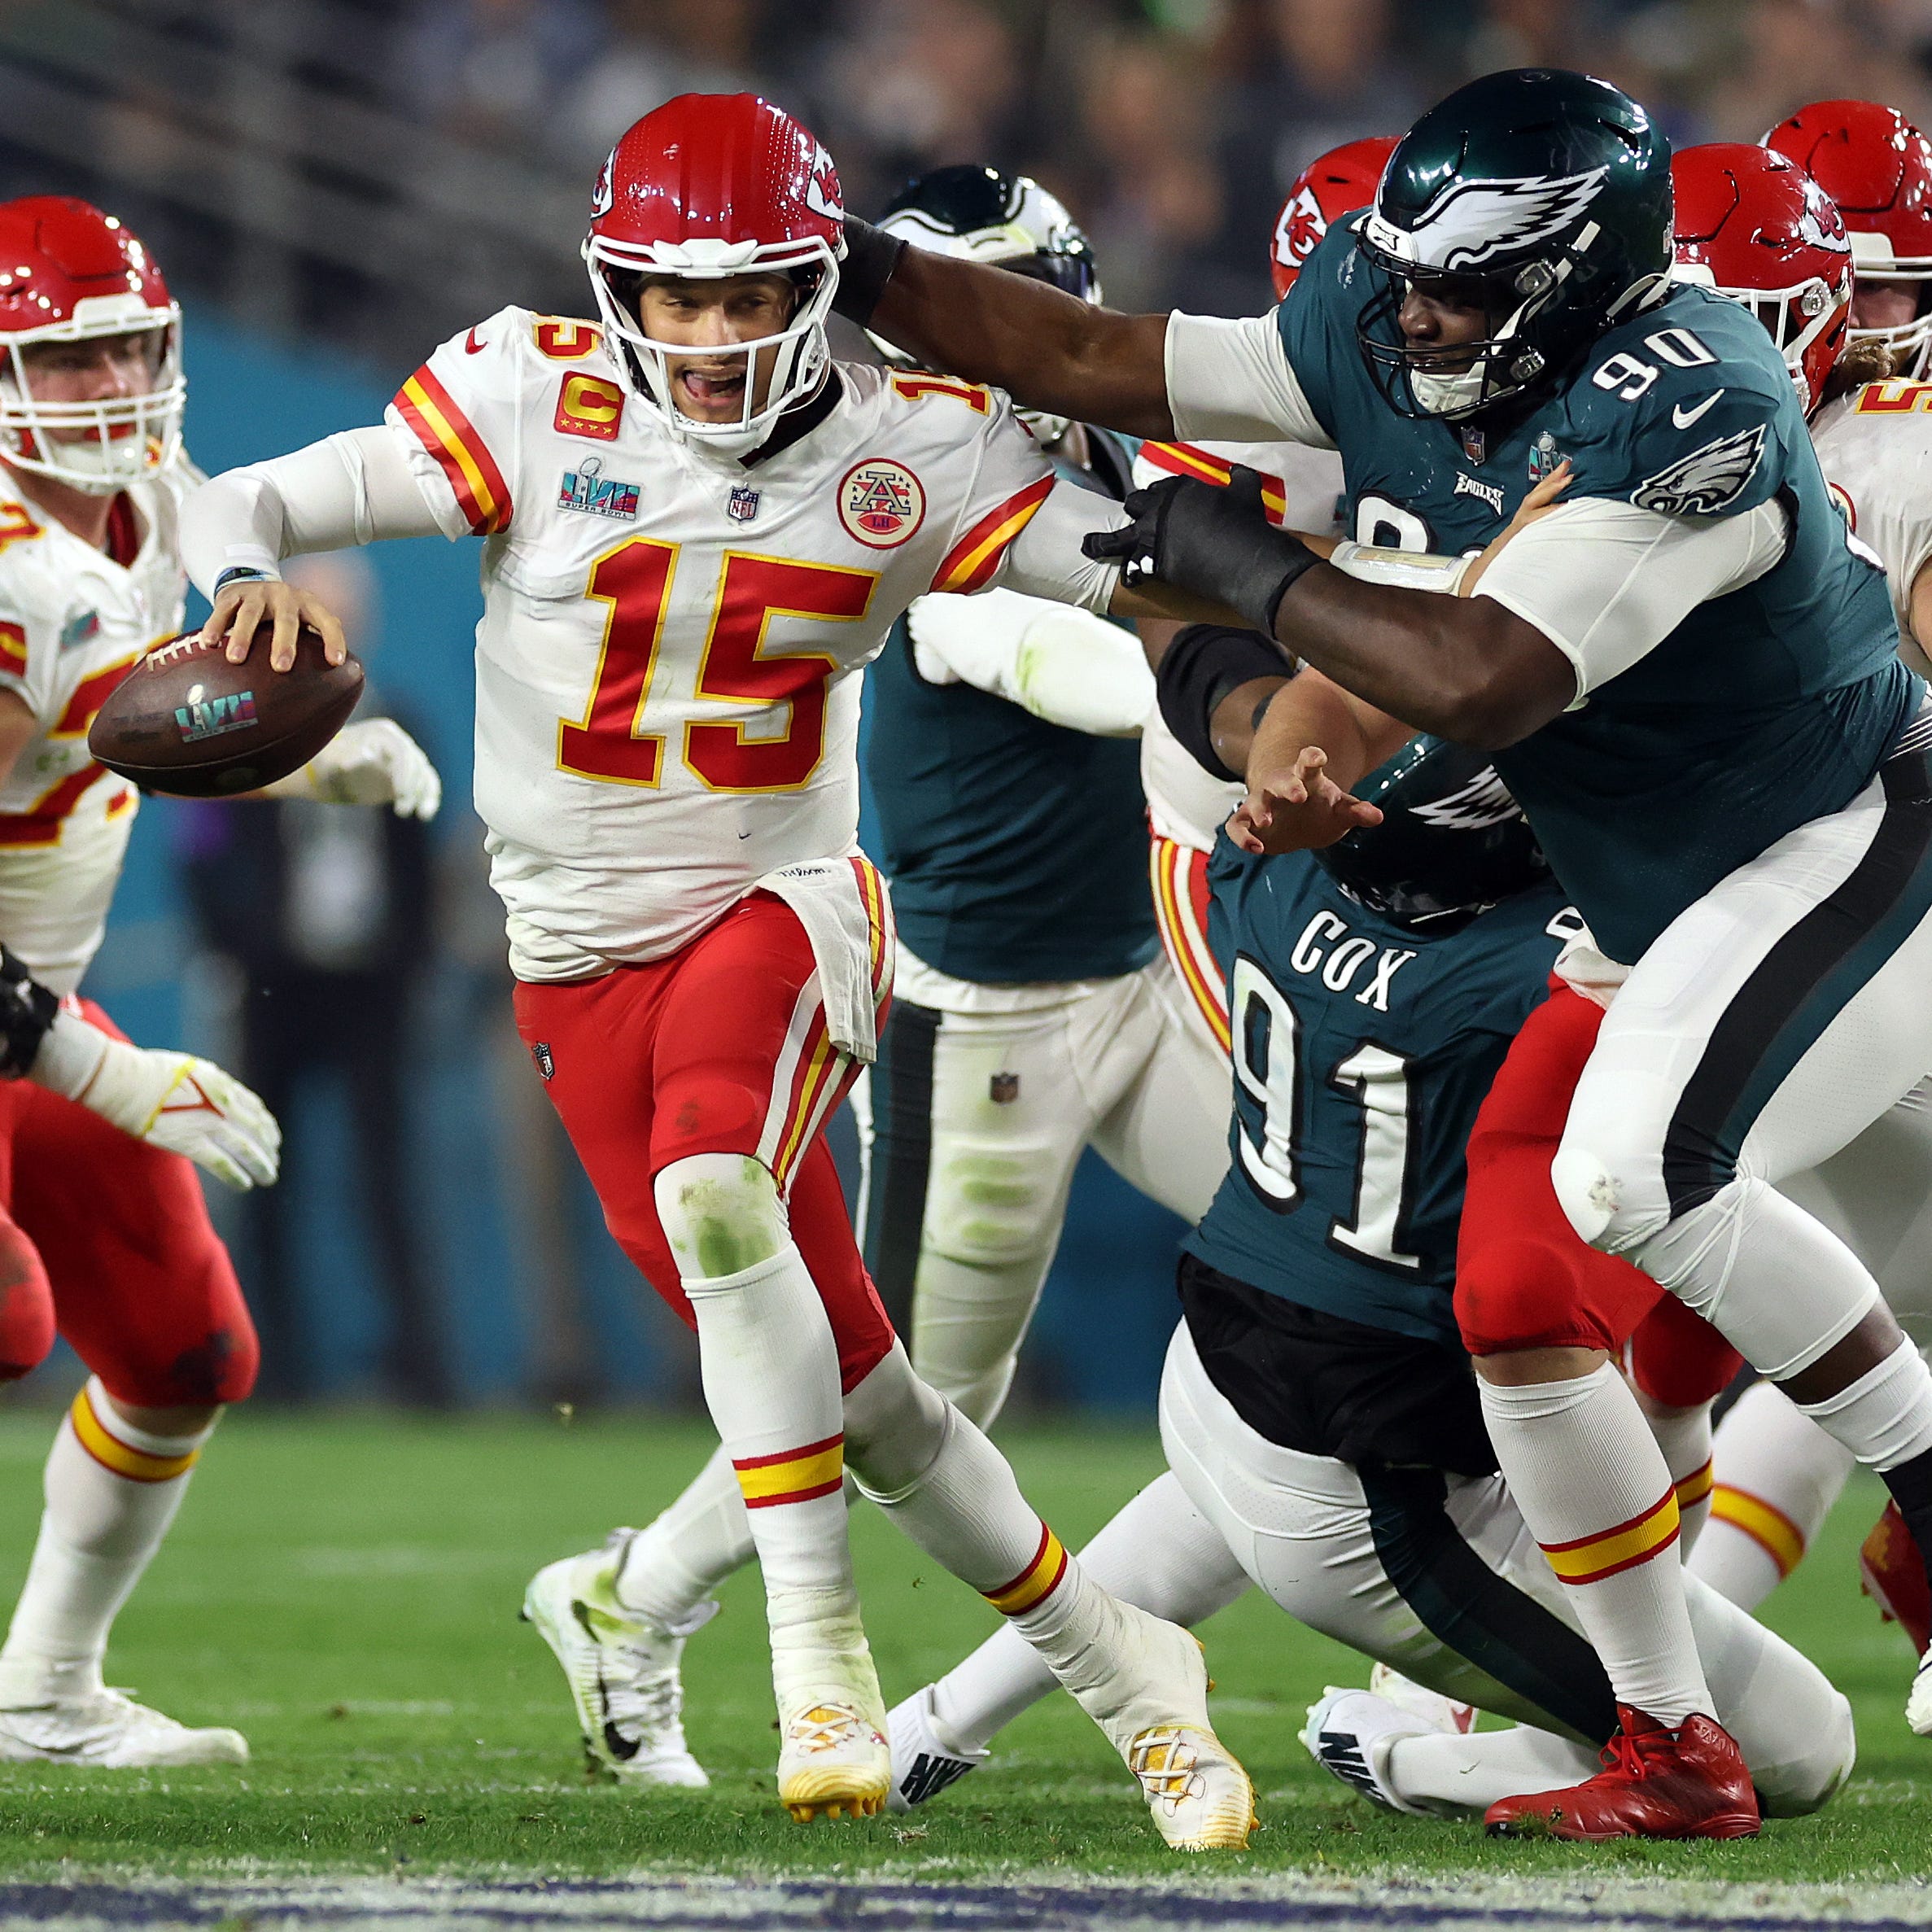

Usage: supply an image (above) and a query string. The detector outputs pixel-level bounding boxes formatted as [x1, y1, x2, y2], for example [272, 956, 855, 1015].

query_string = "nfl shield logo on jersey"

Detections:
[531, 1042, 555, 1081]
[839, 458, 926, 548]
[728, 484, 761, 523]
[990, 1071, 1020, 1104]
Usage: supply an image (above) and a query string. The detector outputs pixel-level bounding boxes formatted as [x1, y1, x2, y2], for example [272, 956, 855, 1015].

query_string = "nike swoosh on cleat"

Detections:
[465, 326, 487, 354]
[1672, 391, 1724, 429]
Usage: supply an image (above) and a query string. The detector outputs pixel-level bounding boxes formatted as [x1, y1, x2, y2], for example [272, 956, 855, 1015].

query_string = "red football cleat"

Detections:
[1484, 1706, 1760, 1842]
[1859, 1500, 1932, 1656]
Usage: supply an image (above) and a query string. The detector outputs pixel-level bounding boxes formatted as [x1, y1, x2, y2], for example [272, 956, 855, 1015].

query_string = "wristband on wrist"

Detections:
[212, 566, 278, 597]
[1155, 624, 1293, 781]
[834, 217, 907, 326]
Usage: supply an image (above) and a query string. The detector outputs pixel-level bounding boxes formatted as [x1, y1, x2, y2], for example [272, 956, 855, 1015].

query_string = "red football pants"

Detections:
[514, 891, 895, 1394]
[1456, 979, 1744, 1409]
[0, 998, 256, 1406]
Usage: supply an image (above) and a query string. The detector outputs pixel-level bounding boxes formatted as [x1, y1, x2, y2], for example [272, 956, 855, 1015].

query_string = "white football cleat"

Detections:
[521, 1529, 713, 1788]
[1067, 1598, 1255, 1851]
[0, 1685, 246, 1768]
[778, 1694, 890, 1822]
[1908, 1646, 1932, 1737]
[1368, 1662, 1477, 1735]
[886, 1683, 989, 1812]
[1301, 1685, 1434, 1815]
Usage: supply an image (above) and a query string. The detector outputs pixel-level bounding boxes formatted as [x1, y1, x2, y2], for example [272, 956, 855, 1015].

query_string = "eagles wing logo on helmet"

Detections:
[803, 143, 842, 223]
[1631, 423, 1768, 516]
[1408, 765, 1523, 832]
[1393, 167, 1609, 272]
[592, 148, 615, 219]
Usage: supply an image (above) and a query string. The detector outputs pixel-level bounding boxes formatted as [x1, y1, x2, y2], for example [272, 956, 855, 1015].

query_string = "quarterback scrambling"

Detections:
[180, 94, 1253, 1845]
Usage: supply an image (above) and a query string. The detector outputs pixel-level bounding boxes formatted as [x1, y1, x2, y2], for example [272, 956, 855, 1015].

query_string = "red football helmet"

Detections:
[1766, 100, 1932, 375]
[0, 196, 182, 492]
[1672, 143, 1851, 416]
[583, 93, 844, 453]
[1270, 137, 1398, 299]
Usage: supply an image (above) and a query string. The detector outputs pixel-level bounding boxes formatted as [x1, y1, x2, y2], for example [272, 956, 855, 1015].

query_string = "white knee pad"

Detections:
[653, 1153, 789, 1280]
[1550, 1141, 1668, 1254]
[841, 1342, 950, 1498]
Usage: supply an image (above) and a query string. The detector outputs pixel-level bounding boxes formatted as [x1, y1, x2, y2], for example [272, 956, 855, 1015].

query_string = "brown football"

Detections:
[88, 623, 365, 798]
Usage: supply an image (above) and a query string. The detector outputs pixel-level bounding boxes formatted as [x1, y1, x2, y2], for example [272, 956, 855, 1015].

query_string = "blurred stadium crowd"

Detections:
[1, 0, 1930, 1407]
[5, 1, 1932, 361]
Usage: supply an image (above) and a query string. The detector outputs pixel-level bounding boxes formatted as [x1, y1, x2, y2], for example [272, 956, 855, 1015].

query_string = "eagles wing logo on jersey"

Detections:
[1631, 423, 1768, 517]
[1409, 764, 1522, 832]
[1374, 167, 1609, 273]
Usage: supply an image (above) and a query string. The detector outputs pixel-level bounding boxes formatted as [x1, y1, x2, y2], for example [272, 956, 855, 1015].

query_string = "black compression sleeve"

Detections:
[834, 218, 907, 326]
[0, 946, 57, 1079]
[1156, 624, 1292, 781]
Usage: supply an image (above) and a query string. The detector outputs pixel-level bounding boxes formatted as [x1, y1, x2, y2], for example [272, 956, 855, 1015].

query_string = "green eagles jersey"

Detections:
[1185, 836, 1573, 1348]
[1279, 221, 1920, 964]
[864, 426, 1158, 984]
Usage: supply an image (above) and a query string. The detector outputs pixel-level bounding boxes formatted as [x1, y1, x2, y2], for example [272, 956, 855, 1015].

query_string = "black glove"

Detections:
[1082, 465, 1321, 636]
[833, 216, 907, 326]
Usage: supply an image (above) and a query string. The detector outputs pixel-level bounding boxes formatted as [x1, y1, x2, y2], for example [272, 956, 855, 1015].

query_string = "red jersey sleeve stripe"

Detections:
[393, 366, 512, 535]
[931, 474, 1056, 595]
[1139, 443, 1290, 526]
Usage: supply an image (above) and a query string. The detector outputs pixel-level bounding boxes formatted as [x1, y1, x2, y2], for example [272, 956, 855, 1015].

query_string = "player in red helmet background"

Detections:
[1768, 100, 1932, 381]
[181, 93, 1257, 1842]
[0, 195, 437, 1768]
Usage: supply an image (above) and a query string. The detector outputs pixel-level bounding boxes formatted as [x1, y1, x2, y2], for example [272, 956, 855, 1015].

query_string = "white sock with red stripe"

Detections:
[1639, 1399, 1716, 1552]
[0, 1380, 213, 1706]
[1688, 1381, 1854, 1611]
[658, 1154, 875, 1717]
[1480, 1363, 1712, 1727]
[929, 1469, 1250, 1755]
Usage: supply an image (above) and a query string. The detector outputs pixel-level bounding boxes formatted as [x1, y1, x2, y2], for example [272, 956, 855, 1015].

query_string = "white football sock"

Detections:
[1640, 1399, 1716, 1551]
[1689, 1381, 1853, 1610]
[659, 1154, 868, 1712]
[1795, 1337, 1932, 1471]
[0, 1381, 213, 1703]
[929, 1469, 1249, 1755]
[614, 1444, 755, 1630]
[1480, 1364, 1711, 1727]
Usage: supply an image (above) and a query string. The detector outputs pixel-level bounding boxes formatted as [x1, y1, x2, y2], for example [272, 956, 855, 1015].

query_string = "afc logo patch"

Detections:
[989, 1071, 1020, 1104]
[531, 1042, 555, 1081]
[555, 371, 624, 441]
[838, 457, 925, 548]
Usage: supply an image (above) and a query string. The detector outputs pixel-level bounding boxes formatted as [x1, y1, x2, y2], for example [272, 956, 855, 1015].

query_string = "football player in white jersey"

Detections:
[0, 196, 437, 1768]
[179, 94, 1256, 1843]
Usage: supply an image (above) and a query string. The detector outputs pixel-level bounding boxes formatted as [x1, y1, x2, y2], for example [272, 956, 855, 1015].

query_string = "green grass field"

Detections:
[0, 1405, 1923, 1893]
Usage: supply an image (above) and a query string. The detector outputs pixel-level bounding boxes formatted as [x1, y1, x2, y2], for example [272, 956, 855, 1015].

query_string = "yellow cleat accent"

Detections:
[776, 1702, 890, 1823]
[1126, 1723, 1257, 1851]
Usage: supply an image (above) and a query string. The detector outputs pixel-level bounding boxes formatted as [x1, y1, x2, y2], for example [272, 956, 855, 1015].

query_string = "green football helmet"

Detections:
[1356, 68, 1675, 421]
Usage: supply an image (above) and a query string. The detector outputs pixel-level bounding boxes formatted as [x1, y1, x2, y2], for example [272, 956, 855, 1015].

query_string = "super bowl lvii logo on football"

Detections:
[174, 682, 258, 744]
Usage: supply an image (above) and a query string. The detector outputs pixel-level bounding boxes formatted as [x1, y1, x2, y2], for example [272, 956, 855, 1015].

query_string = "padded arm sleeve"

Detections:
[1165, 312, 1335, 449]
[1473, 496, 1789, 701]
[178, 426, 451, 599]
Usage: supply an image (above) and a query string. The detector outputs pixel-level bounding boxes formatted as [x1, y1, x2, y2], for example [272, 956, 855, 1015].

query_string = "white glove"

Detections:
[906, 588, 1155, 737]
[30, 1008, 281, 1191]
[268, 718, 442, 818]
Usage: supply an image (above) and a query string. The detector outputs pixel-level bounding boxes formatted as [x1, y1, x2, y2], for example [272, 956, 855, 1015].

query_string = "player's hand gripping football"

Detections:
[200, 575, 348, 672]
[273, 719, 442, 819]
[31, 1008, 280, 1191]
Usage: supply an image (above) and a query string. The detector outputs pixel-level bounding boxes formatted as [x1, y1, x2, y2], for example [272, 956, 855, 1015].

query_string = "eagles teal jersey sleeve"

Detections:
[1190, 836, 1570, 1348]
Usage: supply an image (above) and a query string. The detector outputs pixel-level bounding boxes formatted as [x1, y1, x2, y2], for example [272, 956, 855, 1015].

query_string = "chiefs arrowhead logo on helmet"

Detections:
[803, 143, 843, 225]
[1270, 137, 1397, 300]
[591, 148, 615, 220]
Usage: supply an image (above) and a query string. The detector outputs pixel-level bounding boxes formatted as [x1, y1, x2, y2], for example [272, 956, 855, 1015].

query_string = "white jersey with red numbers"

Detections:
[1128, 436, 1344, 1056]
[1811, 378, 1932, 681]
[385, 308, 1121, 984]
[0, 469, 193, 992]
